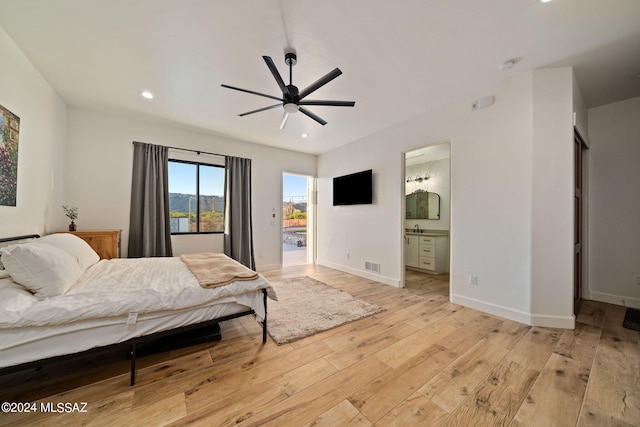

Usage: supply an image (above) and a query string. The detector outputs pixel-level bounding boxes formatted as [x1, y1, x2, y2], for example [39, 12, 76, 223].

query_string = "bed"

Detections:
[0, 233, 277, 385]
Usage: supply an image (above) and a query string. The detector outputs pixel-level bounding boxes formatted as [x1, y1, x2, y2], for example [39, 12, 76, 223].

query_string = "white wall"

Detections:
[573, 72, 588, 139]
[317, 136, 404, 286]
[530, 68, 575, 327]
[65, 108, 316, 270]
[588, 96, 640, 308]
[0, 26, 67, 238]
[318, 68, 576, 328]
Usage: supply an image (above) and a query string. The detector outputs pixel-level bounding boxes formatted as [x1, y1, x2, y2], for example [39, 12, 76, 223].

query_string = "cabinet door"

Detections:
[420, 236, 435, 246]
[405, 235, 419, 267]
[420, 244, 435, 257]
[85, 234, 118, 259]
[70, 231, 120, 259]
[419, 257, 435, 271]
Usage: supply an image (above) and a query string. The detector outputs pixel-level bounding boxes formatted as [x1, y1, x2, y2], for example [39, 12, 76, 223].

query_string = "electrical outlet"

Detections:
[637, 276, 640, 285]
[469, 275, 477, 285]
[347, 253, 350, 259]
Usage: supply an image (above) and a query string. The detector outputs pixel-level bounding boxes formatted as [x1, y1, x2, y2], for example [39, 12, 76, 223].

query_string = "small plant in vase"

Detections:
[63, 205, 78, 231]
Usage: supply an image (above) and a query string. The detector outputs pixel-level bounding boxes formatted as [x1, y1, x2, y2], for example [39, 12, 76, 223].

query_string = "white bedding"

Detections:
[0, 257, 276, 328]
[0, 255, 277, 369]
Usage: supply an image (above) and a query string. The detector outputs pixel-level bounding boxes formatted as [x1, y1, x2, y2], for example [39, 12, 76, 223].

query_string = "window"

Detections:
[168, 159, 225, 234]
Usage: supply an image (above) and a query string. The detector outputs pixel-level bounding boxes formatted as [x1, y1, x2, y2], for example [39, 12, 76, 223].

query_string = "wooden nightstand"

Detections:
[66, 230, 121, 259]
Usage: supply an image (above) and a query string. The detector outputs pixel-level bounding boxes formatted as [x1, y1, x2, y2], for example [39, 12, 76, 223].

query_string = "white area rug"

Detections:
[267, 276, 385, 345]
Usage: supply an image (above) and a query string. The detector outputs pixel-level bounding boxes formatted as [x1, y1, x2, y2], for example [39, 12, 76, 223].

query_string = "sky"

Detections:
[169, 162, 309, 203]
[168, 162, 224, 196]
[283, 174, 308, 203]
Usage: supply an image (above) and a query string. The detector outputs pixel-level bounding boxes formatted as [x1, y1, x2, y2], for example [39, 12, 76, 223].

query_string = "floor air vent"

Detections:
[365, 261, 380, 274]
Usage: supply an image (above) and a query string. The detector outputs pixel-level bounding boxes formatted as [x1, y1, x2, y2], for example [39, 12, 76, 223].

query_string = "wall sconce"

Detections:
[406, 173, 430, 183]
[415, 173, 430, 183]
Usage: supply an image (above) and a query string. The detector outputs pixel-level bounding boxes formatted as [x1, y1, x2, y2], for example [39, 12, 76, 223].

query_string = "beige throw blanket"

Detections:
[180, 253, 258, 288]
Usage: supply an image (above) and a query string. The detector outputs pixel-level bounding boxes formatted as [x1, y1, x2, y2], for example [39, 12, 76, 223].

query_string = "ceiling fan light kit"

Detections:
[283, 103, 299, 114]
[221, 50, 355, 129]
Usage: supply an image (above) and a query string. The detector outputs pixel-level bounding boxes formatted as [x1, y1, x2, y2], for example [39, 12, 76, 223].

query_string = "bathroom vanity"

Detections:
[404, 230, 449, 274]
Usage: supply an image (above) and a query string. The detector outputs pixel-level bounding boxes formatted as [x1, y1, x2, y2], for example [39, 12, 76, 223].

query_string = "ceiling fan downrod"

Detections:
[285, 51, 297, 86]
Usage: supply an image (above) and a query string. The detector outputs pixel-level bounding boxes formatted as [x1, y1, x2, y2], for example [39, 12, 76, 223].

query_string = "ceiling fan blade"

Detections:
[298, 100, 355, 107]
[263, 56, 291, 98]
[239, 103, 282, 117]
[299, 107, 327, 126]
[297, 68, 343, 100]
[279, 111, 290, 130]
[221, 84, 283, 102]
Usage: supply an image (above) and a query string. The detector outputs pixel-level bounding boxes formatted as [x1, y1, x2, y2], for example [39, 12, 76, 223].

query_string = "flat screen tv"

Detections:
[333, 169, 373, 206]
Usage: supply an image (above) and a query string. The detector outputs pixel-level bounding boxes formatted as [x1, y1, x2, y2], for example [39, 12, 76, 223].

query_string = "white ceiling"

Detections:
[406, 143, 450, 167]
[1, 0, 639, 155]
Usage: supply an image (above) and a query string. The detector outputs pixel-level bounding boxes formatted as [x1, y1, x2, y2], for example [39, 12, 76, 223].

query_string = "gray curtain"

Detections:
[127, 142, 173, 257]
[224, 156, 255, 269]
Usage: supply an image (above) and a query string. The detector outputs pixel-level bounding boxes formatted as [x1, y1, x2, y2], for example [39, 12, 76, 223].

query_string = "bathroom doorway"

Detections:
[403, 142, 451, 295]
[282, 173, 315, 267]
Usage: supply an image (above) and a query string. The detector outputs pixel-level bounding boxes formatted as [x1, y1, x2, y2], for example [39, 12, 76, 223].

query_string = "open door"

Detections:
[282, 173, 315, 267]
[574, 130, 587, 314]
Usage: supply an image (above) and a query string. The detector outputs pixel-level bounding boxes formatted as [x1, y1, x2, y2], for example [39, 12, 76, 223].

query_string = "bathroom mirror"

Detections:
[406, 191, 440, 219]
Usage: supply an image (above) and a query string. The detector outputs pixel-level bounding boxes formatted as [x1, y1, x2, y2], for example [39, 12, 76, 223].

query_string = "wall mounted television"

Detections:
[333, 169, 373, 206]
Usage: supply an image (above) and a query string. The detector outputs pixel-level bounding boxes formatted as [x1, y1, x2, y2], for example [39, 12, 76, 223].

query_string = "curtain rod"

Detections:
[132, 141, 225, 158]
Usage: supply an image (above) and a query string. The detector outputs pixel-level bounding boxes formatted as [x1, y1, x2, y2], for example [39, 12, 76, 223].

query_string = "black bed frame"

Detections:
[0, 234, 268, 386]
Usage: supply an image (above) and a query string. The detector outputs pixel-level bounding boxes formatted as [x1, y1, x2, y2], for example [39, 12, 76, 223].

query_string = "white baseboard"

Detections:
[319, 261, 400, 287]
[530, 313, 575, 329]
[450, 293, 531, 325]
[256, 263, 281, 272]
[450, 293, 575, 329]
[588, 290, 640, 309]
[315, 264, 578, 328]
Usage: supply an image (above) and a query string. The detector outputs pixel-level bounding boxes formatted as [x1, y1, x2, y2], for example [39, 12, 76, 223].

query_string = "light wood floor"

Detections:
[1, 265, 639, 426]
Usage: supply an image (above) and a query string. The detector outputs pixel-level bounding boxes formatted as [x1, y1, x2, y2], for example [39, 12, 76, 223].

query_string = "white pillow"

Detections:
[37, 233, 99, 271]
[0, 277, 38, 312]
[0, 243, 84, 299]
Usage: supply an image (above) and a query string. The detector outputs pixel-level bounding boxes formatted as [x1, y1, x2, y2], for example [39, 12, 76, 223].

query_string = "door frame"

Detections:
[401, 141, 452, 289]
[574, 128, 589, 311]
[281, 172, 316, 267]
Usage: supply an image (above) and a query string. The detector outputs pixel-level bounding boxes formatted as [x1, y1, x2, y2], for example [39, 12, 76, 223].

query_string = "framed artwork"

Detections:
[0, 104, 20, 206]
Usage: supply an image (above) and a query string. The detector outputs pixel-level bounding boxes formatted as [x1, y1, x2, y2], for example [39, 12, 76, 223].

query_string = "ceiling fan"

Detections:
[221, 50, 355, 129]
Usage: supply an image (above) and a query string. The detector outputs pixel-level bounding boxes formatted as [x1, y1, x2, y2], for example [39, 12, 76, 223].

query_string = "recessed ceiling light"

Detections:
[540, 0, 552, 3]
[140, 91, 154, 99]
[301, 133, 309, 138]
